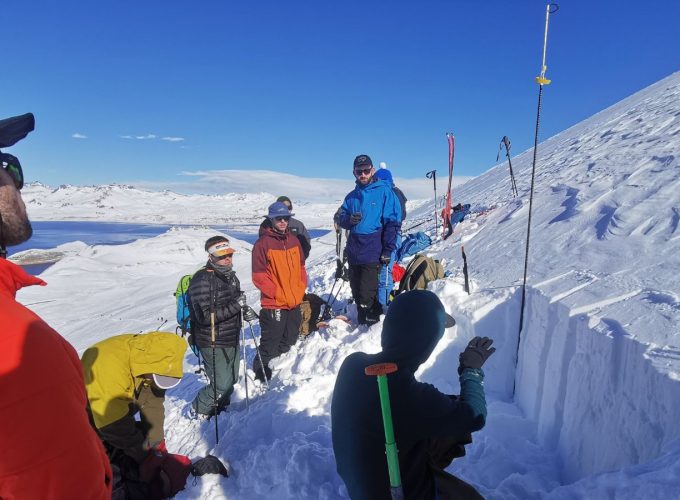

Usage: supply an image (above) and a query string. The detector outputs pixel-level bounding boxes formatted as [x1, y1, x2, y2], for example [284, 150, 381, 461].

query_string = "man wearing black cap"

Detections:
[331, 290, 494, 499]
[334, 154, 402, 326]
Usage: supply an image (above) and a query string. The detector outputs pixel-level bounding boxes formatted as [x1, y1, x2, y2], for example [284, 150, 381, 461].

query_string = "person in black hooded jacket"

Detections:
[331, 290, 494, 499]
[188, 235, 243, 416]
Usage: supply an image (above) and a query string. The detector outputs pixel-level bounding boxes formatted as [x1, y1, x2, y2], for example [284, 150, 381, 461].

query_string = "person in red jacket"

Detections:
[251, 201, 308, 382]
[0, 113, 112, 499]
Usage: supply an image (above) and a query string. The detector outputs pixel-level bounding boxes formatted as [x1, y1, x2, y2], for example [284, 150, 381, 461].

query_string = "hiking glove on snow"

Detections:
[242, 306, 258, 322]
[458, 336, 496, 375]
[350, 212, 362, 225]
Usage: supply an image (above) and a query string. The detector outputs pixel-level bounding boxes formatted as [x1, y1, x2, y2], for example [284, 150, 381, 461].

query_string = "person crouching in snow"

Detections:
[331, 290, 495, 499]
[251, 201, 307, 382]
[81, 331, 191, 500]
[188, 235, 244, 417]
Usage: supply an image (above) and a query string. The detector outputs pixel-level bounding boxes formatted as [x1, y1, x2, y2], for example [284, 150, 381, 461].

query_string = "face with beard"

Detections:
[0, 168, 32, 246]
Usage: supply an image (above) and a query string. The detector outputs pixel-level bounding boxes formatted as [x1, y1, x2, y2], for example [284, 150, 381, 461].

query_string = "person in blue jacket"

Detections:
[331, 290, 494, 499]
[373, 167, 407, 311]
[335, 154, 402, 326]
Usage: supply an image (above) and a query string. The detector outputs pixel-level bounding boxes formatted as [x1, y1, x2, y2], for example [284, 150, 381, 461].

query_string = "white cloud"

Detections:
[161, 136, 185, 142]
[135, 134, 157, 140]
[131, 169, 472, 203]
[72, 133, 87, 139]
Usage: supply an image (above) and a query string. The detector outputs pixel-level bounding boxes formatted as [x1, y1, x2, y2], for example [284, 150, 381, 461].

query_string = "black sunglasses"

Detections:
[1, 153, 23, 190]
[354, 167, 372, 176]
[274, 216, 291, 222]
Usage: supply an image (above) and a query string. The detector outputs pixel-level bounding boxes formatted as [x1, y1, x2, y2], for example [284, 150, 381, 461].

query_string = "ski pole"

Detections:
[426, 170, 437, 236]
[247, 320, 269, 390]
[240, 319, 249, 408]
[365, 362, 403, 500]
[209, 272, 219, 444]
[497, 136, 518, 197]
[516, 2, 559, 396]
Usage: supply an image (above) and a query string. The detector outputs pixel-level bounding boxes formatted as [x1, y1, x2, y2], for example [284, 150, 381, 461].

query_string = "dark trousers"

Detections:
[253, 307, 302, 373]
[192, 346, 240, 415]
[349, 262, 382, 325]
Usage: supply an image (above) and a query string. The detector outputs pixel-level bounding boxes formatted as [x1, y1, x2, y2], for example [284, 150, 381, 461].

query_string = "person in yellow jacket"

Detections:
[82, 331, 191, 500]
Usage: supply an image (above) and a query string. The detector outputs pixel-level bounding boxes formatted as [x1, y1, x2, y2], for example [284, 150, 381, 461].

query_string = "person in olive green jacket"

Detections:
[81, 331, 190, 499]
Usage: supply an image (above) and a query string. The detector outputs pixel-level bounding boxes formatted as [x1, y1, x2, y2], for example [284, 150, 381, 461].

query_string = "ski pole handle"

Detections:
[365, 363, 402, 491]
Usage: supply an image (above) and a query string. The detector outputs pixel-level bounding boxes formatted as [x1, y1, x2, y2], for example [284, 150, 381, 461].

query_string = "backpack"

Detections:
[175, 274, 194, 336]
[396, 254, 445, 294]
[393, 186, 407, 222]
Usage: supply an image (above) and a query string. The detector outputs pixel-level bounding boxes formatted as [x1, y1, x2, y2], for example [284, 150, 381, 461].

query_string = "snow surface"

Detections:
[15, 71, 680, 498]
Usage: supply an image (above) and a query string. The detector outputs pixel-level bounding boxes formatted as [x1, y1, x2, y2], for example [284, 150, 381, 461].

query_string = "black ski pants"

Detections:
[253, 306, 302, 372]
[349, 262, 382, 326]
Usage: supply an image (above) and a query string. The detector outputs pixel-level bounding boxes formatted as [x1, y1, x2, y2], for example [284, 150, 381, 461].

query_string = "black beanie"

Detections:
[276, 195, 292, 209]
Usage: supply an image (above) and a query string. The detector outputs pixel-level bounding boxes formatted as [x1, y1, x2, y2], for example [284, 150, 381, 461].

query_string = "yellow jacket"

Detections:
[81, 332, 187, 430]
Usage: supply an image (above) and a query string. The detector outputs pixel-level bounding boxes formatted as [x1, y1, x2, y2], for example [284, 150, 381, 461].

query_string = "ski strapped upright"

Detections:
[515, 3, 559, 396]
[442, 133, 455, 240]
[497, 136, 518, 197]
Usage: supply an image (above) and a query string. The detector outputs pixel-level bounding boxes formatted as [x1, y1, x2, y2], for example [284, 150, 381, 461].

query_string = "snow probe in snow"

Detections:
[245, 318, 269, 391]
[497, 136, 518, 197]
[442, 133, 455, 240]
[365, 362, 404, 500]
[426, 169, 438, 236]
[319, 227, 349, 322]
[516, 3, 559, 396]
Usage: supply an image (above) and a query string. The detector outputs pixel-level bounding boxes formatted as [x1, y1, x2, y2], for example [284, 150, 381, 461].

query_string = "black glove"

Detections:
[237, 293, 247, 308]
[242, 306, 258, 322]
[349, 212, 362, 225]
[379, 255, 391, 265]
[335, 260, 345, 279]
[458, 336, 496, 375]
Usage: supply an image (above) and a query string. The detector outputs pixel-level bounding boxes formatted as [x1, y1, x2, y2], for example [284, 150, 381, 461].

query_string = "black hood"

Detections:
[380, 290, 451, 371]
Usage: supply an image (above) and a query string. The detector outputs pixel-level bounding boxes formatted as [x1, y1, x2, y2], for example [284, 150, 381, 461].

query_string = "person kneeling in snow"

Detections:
[331, 290, 495, 499]
[82, 331, 192, 500]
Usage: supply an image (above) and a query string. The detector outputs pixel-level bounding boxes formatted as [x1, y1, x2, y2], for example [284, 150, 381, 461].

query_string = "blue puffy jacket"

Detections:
[336, 179, 402, 265]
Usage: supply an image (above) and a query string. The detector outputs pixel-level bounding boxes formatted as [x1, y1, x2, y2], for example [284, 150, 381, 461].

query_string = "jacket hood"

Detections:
[0, 258, 46, 298]
[381, 290, 449, 371]
[128, 331, 187, 379]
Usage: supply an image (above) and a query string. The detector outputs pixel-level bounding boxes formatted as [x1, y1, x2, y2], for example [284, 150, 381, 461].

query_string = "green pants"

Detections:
[192, 346, 240, 415]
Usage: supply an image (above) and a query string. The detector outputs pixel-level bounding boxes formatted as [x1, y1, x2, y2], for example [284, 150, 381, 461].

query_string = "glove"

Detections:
[349, 212, 362, 225]
[237, 293, 247, 308]
[335, 260, 345, 279]
[242, 305, 258, 322]
[379, 255, 391, 265]
[458, 336, 496, 375]
[143, 450, 192, 500]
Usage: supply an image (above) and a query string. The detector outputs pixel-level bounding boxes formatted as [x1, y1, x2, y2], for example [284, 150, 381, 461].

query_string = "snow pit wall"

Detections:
[467, 287, 680, 483]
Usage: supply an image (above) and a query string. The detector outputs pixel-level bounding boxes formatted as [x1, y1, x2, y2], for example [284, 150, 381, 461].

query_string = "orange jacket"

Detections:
[0, 259, 111, 500]
[252, 226, 307, 309]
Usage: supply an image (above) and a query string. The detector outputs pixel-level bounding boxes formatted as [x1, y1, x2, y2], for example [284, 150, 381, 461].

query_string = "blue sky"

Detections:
[1, 1, 678, 193]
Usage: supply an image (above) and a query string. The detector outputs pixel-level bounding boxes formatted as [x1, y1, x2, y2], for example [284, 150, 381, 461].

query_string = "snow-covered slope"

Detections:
[16, 71, 680, 498]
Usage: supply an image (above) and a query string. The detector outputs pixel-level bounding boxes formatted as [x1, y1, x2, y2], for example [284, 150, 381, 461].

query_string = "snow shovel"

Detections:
[365, 362, 404, 500]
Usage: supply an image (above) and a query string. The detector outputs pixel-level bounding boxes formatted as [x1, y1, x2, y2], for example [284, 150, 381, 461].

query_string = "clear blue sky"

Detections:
[1, 1, 678, 192]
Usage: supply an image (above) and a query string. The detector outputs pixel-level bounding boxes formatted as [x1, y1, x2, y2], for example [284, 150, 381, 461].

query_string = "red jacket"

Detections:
[252, 226, 307, 309]
[0, 259, 111, 499]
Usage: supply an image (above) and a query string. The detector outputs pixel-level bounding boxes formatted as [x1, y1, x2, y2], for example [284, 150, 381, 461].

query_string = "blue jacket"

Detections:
[335, 179, 402, 265]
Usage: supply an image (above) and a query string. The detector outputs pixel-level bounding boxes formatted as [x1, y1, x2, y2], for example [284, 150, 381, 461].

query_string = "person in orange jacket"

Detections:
[251, 201, 308, 382]
[0, 113, 112, 499]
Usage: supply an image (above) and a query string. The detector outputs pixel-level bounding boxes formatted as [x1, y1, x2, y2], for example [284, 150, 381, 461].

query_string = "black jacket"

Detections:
[331, 290, 487, 499]
[187, 262, 242, 348]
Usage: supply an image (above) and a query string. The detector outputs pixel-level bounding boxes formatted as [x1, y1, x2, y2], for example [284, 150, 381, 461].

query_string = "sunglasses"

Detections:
[274, 216, 291, 222]
[1, 153, 24, 190]
[354, 168, 372, 176]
